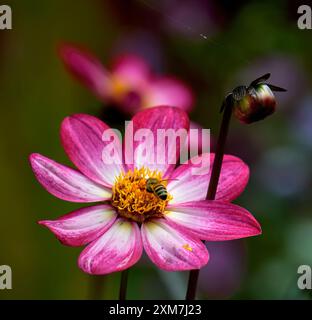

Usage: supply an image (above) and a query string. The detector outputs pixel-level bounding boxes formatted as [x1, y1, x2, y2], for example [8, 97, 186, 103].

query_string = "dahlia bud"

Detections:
[229, 73, 286, 124]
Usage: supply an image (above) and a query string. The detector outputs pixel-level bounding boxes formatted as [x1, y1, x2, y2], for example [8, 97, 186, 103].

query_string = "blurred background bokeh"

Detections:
[1, 0, 312, 299]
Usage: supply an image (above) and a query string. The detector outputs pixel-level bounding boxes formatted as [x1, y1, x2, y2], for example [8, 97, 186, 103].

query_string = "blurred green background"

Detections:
[1, 0, 312, 299]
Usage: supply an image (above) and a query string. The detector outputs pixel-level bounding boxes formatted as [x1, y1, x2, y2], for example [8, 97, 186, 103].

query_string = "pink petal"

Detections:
[214, 154, 250, 201]
[29, 153, 111, 202]
[111, 54, 150, 90]
[167, 153, 211, 204]
[39, 205, 117, 246]
[61, 114, 124, 187]
[188, 121, 211, 155]
[168, 154, 249, 204]
[145, 77, 194, 112]
[166, 201, 262, 241]
[141, 218, 209, 271]
[78, 218, 142, 275]
[126, 106, 189, 176]
[59, 43, 111, 100]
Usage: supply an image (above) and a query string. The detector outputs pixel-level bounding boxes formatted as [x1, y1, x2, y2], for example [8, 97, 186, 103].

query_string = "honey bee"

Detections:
[146, 178, 169, 201]
[221, 73, 287, 124]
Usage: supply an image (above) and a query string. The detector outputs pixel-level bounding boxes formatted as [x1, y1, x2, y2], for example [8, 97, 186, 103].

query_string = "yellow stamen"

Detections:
[111, 76, 129, 99]
[182, 244, 193, 252]
[111, 167, 172, 223]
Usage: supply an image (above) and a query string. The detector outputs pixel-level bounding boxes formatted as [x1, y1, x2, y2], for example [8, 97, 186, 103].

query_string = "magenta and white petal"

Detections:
[126, 106, 189, 177]
[141, 218, 209, 271]
[168, 154, 249, 204]
[59, 43, 112, 100]
[29, 153, 111, 202]
[61, 114, 124, 188]
[188, 121, 211, 155]
[166, 201, 261, 241]
[167, 153, 211, 204]
[214, 155, 250, 201]
[111, 54, 150, 90]
[145, 77, 194, 112]
[78, 218, 142, 275]
[39, 205, 117, 247]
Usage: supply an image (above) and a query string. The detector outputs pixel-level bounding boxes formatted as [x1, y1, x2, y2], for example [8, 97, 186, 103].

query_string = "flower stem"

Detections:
[185, 97, 233, 300]
[119, 269, 129, 300]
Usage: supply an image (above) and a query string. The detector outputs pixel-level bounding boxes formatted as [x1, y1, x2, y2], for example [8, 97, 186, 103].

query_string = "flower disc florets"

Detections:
[111, 167, 172, 223]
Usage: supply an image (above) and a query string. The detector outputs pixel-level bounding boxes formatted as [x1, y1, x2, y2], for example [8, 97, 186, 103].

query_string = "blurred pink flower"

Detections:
[30, 107, 260, 275]
[59, 43, 194, 114]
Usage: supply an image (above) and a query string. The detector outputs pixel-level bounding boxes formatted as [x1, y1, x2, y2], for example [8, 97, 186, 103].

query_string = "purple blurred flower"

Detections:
[159, 0, 220, 39]
[256, 147, 310, 197]
[198, 241, 246, 298]
[292, 95, 312, 149]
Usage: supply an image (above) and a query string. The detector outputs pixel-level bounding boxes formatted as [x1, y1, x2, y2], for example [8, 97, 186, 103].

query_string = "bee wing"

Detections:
[160, 178, 179, 183]
[249, 73, 271, 87]
[267, 84, 287, 92]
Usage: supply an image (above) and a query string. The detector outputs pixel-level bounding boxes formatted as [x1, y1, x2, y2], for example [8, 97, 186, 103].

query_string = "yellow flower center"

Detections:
[111, 167, 172, 223]
[111, 76, 130, 100]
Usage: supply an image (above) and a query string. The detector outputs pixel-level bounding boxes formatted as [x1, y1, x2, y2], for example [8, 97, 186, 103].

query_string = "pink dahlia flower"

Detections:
[59, 43, 194, 114]
[30, 107, 261, 275]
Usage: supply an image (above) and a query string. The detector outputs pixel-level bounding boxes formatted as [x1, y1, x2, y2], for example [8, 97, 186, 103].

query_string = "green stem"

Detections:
[185, 98, 233, 300]
[119, 269, 129, 300]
